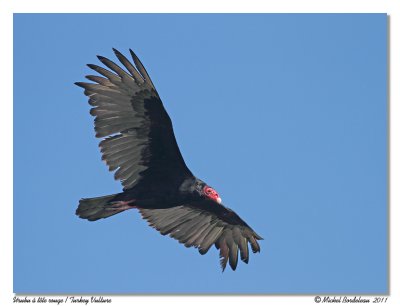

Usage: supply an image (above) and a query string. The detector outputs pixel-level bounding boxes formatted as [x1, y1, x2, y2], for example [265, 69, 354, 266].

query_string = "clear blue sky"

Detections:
[14, 14, 387, 294]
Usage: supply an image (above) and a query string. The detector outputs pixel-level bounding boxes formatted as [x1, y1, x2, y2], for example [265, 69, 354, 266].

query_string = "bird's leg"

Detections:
[105, 199, 136, 212]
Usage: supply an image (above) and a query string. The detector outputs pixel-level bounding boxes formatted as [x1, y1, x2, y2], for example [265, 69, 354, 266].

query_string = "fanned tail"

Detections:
[76, 194, 135, 221]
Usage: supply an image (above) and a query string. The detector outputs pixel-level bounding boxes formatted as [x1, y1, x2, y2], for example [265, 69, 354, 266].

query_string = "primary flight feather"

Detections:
[75, 49, 262, 271]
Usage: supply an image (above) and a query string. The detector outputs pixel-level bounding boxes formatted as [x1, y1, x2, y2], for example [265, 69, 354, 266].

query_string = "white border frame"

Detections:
[2, 1, 398, 305]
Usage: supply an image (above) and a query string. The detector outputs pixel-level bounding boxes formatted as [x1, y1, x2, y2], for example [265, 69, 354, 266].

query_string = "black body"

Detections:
[75, 49, 262, 271]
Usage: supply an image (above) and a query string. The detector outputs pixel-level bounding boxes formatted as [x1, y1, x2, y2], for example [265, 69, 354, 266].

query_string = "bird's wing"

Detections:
[138, 201, 263, 271]
[76, 49, 192, 190]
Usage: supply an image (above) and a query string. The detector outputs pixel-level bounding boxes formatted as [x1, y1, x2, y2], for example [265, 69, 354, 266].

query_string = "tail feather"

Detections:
[76, 194, 134, 221]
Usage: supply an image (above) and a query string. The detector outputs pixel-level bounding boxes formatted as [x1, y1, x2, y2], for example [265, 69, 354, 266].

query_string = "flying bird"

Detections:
[75, 49, 262, 271]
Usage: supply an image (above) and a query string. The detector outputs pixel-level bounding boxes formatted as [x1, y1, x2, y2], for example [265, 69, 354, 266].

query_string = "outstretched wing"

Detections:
[76, 49, 192, 190]
[138, 201, 263, 271]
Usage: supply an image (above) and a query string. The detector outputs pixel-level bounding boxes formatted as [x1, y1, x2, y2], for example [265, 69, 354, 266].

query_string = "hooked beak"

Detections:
[216, 197, 222, 204]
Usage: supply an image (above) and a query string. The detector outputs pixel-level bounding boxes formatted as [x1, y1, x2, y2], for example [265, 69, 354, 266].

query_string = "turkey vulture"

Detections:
[75, 49, 262, 271]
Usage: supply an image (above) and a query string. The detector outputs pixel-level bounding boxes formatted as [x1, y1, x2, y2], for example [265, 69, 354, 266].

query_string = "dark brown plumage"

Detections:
[75, 49, 262, 271]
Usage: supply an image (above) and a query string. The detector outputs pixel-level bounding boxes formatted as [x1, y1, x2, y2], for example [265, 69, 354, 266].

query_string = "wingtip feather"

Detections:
[112, 47, 121, 55]
[129, 48, 137, 58]
[75, 82, 85, 88]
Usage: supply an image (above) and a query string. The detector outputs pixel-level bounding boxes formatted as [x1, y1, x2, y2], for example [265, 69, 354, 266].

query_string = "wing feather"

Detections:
[217, 236, 229, 271]
[198, 225, 224, 255]
[113, 48, 145, 85]
[183, 222, 215, 247]
[227, 235, 239, 271]
[85, 75, 114, 86]
[172, 214, 209, 239]
[138, 201, 262, 271]
[86, 64, 121, 85]
[129, 49, 156, 89]
[76, 49, 192, 190]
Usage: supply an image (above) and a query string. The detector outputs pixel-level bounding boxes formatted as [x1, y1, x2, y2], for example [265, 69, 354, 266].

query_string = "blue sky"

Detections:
[14, 13, 387, 294]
